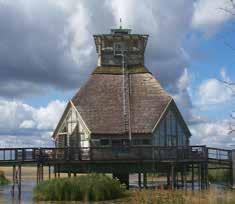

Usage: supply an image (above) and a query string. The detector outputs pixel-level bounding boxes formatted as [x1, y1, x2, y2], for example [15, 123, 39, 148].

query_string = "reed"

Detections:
[33, 174, 125, 201]
[129, 189, 235, 204]
[0, 170, 9, 185]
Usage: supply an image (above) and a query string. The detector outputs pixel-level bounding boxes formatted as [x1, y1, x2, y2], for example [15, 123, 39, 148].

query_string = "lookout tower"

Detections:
[94, 28, 148, 67]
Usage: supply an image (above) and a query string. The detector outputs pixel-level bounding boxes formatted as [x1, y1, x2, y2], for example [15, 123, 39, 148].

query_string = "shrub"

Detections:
[0, 170, 9, 185]
[33, 174, 125, 201]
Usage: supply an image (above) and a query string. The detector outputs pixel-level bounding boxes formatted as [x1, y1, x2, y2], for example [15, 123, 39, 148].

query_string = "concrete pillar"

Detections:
[232, 150, 235, 189]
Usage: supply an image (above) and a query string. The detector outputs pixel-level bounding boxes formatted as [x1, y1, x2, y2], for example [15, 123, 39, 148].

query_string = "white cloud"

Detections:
[190, 120, 234, 148]
[0, 99, 65, 147]
[33, 100, 66, 130]
[19, 120, 36, 129]
[197, 78, 233, 105]
[192, 0, 234, 35]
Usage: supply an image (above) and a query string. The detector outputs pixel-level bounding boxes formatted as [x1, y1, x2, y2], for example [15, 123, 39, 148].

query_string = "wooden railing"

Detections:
[0, 146, 211, 163]
[207, 147, 232, 162]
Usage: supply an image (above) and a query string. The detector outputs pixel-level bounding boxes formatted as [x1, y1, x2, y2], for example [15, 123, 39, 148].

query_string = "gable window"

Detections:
[153, 110, 187, 147]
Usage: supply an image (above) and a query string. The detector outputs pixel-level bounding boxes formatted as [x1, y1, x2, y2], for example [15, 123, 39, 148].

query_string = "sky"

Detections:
[0, 0, 235, 148]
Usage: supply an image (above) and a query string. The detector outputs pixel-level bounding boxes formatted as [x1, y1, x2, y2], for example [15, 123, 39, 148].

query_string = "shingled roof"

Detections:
[72, 66, 172, 135]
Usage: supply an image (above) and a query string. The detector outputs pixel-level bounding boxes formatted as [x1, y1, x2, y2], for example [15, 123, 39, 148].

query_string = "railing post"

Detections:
[232, 150, 235, 189]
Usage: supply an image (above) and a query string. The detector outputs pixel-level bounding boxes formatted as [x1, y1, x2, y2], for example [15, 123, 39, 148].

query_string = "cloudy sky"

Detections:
[0, 0, 235, 148]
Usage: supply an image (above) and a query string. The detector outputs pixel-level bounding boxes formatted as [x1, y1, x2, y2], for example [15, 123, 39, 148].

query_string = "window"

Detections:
[100, 139, 110, 146]
[142, 139, 151, 145]
[153, 110, 187, 147]
[132, 139, 141, 145]
[113, 42, 127, 56]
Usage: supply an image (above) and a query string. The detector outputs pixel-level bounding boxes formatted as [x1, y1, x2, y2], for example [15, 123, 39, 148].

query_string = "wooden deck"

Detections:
[0, 145, 231, 165]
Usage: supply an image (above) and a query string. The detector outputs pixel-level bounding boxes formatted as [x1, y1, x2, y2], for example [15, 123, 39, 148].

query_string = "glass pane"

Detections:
[100, 139, 110, 146]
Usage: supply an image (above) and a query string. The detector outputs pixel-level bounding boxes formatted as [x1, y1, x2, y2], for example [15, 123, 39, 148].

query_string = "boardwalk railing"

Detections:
[0, 146, 210, 163]
[207, 147, 232, 162]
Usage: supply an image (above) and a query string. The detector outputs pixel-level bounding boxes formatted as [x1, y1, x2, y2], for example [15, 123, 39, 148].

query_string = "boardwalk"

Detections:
[0, 145, 232, 198]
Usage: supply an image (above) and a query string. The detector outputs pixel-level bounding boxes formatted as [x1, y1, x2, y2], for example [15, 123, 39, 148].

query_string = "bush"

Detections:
[33, 174, 125, 201]
[0, 170, 9, 185]
[208, 169, 231, 183]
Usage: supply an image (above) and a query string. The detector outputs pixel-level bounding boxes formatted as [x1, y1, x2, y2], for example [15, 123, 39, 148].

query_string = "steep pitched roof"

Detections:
[72, 67, 172, 134]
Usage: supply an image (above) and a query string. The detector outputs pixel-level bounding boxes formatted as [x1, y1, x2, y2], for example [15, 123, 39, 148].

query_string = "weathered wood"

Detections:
[232, 150, 235, 189]
[192, 164, 194, 191]
[138, 173, 141, 188]
[143, 173, 147, 188]
[18, 165, 21, 200]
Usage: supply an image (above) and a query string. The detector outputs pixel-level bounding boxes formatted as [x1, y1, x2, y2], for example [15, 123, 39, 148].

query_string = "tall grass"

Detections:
[33, 174, 125, 201]
[129, 189, 235, 204]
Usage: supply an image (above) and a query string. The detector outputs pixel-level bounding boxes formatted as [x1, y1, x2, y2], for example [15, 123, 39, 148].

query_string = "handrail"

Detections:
[0, 146, 210, 163]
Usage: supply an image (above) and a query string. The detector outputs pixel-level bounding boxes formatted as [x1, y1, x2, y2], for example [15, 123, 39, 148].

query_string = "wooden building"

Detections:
[52, 28, 191, 151]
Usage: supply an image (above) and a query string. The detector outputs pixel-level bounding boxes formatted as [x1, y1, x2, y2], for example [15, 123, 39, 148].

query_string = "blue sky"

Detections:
[0, 0, 235, 148]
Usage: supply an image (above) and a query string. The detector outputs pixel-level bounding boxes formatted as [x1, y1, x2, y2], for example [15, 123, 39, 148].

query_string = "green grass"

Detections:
[33, 174, 125, 201]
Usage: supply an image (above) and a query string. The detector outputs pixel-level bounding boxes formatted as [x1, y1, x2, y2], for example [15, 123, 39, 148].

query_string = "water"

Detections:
[0, 176, 229, 204]
[0, 181, 35, 204]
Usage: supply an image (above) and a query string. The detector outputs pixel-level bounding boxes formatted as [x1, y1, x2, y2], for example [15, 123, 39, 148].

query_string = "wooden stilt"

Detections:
[180, 168, 184, 189]
[138, 173, 141, 189]
[205, 163, 208, 189]
[171, 165, 174, 189]
[58, 165, 60, 178]
[37, 164, 39, 184]
[183, 164, 187, 190]
[18, 165, 21, 200]
[54, 165, 57, 178]
[198, 163, 201, 190]
[12, 165, 16, 196]
[167, 170, 171, 188]
[143, 173, 147, 188]
[48, 165, 51, 180]
[192, 164, 194, 191]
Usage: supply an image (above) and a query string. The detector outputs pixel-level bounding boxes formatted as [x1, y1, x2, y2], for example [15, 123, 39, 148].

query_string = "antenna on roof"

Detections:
[120, 18, 122, 29]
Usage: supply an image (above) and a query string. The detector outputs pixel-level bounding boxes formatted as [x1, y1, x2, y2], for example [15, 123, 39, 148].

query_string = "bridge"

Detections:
[0, 146, 232, 198]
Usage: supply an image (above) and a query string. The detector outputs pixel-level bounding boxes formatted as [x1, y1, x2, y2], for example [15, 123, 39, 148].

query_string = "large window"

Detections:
[153, 110, 187, 146]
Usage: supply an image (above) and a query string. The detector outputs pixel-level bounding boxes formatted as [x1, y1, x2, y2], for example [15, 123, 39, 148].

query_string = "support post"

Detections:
[54, 165, 57, 178]
[37, 164, 39, 184]
[171, 164, 174, 189]
[41, 165, 44, 181]
[183, 164, 187, 190]
[192, 164, 194, 191]
[58, 165, 60, 178]
[143, 173, 147, 188]
[138, 173, 141, 189]
[12, 165, 16, 196]
[167, 170, 171, 188]
[232, 150, 235, 189]
[198, 163, 201, 190]
[18, 165, 21, 200]
[48, 165, 51, 180]
[205, 163, 208, 189]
